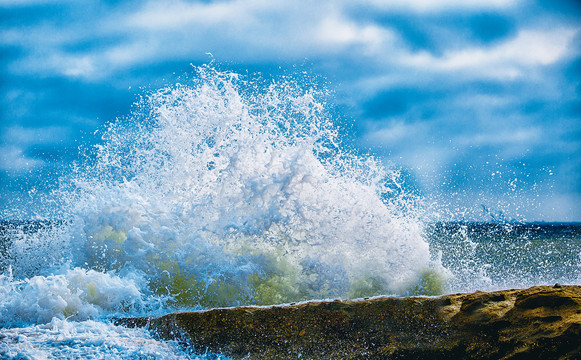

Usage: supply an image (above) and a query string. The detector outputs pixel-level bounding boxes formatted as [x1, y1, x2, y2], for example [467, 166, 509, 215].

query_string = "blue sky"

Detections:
[1, 0, 580, 221]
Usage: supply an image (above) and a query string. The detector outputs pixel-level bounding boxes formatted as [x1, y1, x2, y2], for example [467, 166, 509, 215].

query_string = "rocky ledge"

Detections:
[116, 285, 581, 359]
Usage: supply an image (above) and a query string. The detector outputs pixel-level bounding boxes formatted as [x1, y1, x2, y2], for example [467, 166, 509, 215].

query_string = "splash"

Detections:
[1, 67, 441, 323]
[0, 267, 142, 325]
[0, 318, 214, 359]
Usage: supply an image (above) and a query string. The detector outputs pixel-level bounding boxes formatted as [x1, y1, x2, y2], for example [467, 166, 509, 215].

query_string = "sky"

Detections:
[0, 0, 580, 221]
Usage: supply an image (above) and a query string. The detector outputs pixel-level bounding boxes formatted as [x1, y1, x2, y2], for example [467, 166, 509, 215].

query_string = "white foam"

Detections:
[0, 318, 217, 359]
[0, 268, 143, 325]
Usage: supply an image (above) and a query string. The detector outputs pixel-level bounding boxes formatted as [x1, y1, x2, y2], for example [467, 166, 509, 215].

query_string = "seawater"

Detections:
[1, 67, 579, 359]
[427, 222, 581, 292]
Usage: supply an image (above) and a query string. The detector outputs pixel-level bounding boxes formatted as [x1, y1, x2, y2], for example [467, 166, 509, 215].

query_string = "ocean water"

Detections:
[1, 67, 579, 359]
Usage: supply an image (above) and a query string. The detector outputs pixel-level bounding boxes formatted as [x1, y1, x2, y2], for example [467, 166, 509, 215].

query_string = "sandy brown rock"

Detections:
[116, 285, 581, 359]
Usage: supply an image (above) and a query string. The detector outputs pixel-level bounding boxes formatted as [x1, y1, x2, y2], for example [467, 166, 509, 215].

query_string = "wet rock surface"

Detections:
[116, 285, 581, 359]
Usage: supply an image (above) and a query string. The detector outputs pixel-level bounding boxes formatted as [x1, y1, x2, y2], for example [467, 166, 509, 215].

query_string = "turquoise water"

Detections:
[1, 67, 578, 359]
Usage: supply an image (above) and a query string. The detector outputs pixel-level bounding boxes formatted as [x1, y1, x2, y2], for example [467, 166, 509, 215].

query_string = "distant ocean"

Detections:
[1, 67, 579, 359]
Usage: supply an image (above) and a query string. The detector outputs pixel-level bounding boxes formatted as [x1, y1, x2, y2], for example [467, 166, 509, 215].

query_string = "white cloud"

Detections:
[404, 27, 579, 78]
[457, 128, 541, 147]
[2, 126, 69, 146]
[0, 0, 75, 6]
[0, 126, 70, 173]
[127, 0, 248, 29]
[1, 19, 103, 79]
[0, 146, 44, 172]
[365, 121, 429, 145]
[362, 121, 458, 189]
[362, 0, 520, 12]
[2, 0, 578, 83]
[103, 40, 159, 68]
[61, 55, 97, 78]
[315, 14, 392, 52]
[118, 0, 399, 65]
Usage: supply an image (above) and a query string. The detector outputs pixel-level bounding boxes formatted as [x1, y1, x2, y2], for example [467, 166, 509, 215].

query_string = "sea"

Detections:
[1, 67, 579, 359]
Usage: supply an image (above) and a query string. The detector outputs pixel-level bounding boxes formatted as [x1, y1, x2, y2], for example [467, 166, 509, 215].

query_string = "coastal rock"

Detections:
[116, 285, 581, 359]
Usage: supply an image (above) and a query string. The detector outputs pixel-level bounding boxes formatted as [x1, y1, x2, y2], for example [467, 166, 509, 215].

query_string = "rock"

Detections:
[116, 285, 581, 359]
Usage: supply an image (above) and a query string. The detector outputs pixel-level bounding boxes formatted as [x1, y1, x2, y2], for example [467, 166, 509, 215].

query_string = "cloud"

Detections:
[0, 0, 579, 220]
[1, 18, 103, 79]
[362, 0, 521, 12]
[125, 0, 395, 60]
[0, 0, 74, 6]
[0, 145, 44, 172]
[3, 0, 572, 83]
[457, 128, 542, 146]
[0, 126, 66, 172]
[2, 126, 70, 146]
[403, 27, 579, 78]
[127, 0, 250, 29]
[314, 13, 392, 53]
[365, 120, 431, 145]
[59, 55, 97, 78]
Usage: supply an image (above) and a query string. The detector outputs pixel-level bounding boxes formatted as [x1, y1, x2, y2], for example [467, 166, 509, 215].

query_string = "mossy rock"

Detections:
[116, 285, 581, 359]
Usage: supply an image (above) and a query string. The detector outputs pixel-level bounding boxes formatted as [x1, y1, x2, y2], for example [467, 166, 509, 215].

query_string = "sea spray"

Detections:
[1, 66, 442, 324]
[426, 222, 581, 292]
[0, 267, 143, 324]
[0, 318, 202, 359]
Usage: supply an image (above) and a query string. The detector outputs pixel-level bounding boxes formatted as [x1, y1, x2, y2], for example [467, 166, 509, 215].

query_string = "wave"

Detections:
[1, 66, 442, 324]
